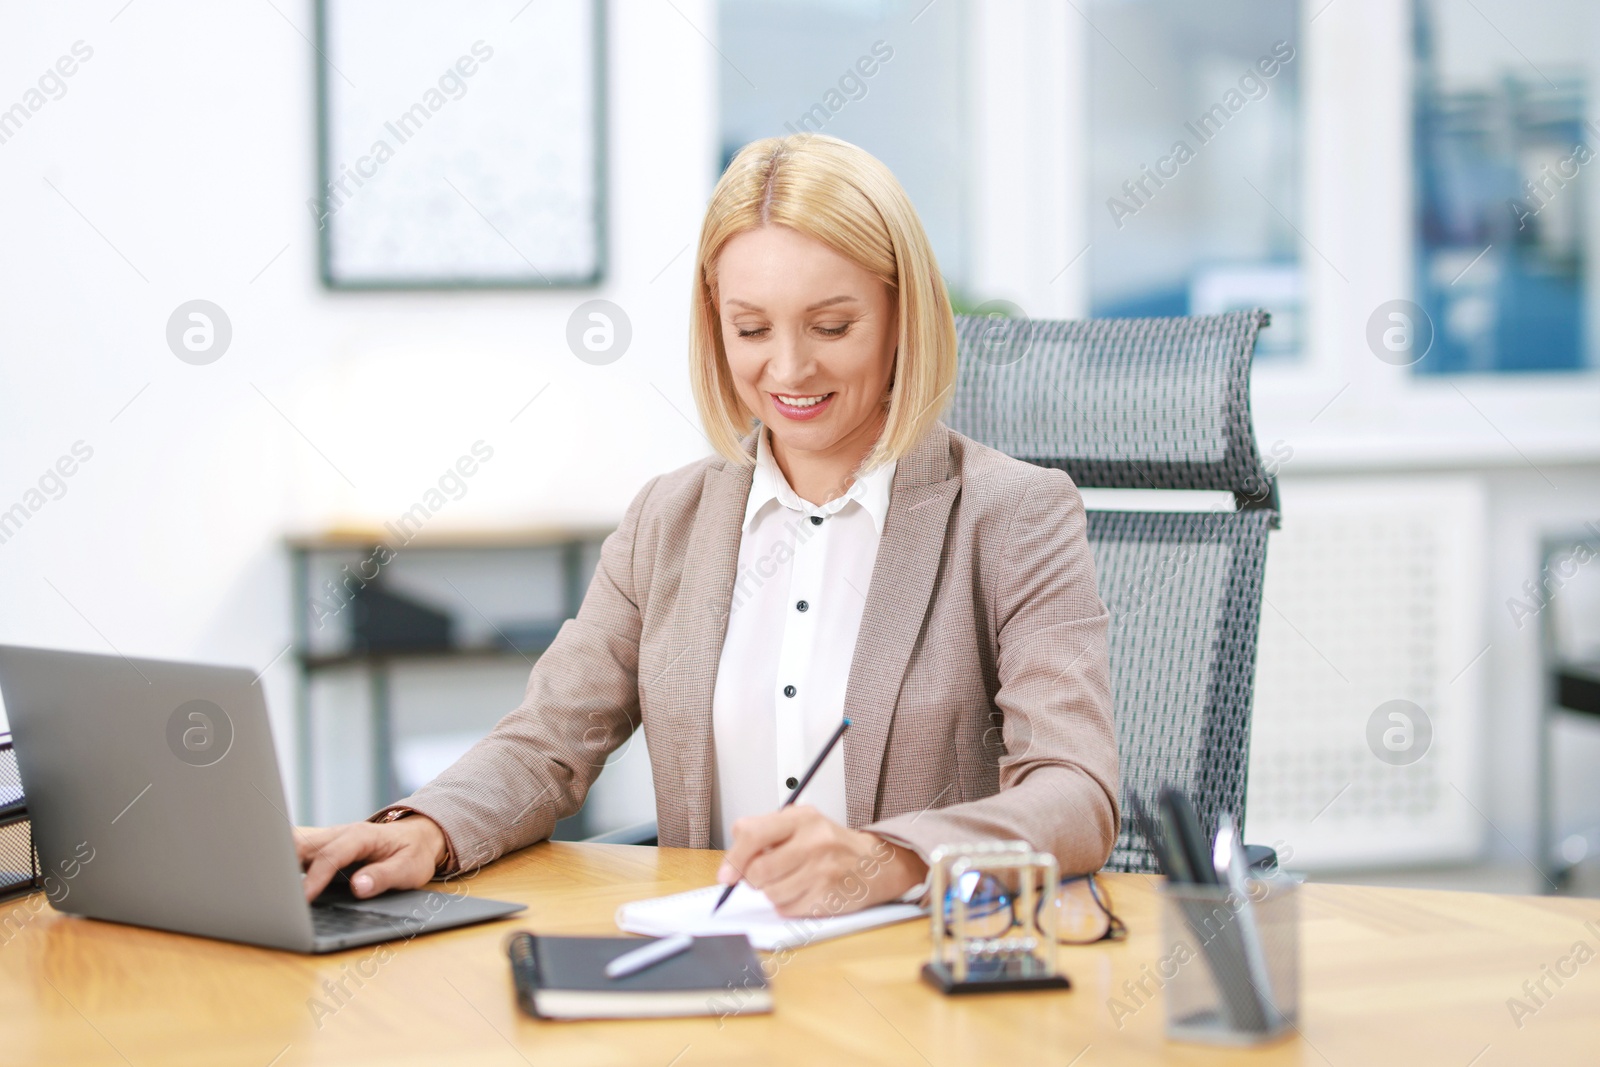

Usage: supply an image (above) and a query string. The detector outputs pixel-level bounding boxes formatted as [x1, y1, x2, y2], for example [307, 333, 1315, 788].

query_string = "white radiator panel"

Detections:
[1244, 476, 1488, 869]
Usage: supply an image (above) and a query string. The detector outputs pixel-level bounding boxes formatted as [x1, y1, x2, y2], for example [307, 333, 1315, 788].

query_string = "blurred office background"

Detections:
[1, 0, 1598, 895]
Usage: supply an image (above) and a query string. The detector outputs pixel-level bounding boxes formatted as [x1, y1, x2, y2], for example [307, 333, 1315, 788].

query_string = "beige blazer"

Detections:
[388, 419, 1120, 879]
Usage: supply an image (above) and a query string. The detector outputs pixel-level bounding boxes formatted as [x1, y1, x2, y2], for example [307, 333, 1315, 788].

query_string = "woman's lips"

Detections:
[770, 392, 835, 421]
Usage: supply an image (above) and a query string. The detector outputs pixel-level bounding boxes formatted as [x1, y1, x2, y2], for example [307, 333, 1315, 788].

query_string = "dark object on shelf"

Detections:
[0, 736, 40, 903]
[1556, 661, 1600, 719]
[349, 584, 454, 654]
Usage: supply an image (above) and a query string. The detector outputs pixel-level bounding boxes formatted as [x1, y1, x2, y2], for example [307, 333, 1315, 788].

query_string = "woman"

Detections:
[298, 133, 1119, 918]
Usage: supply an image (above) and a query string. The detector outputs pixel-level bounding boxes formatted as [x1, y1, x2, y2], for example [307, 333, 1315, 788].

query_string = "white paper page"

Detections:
[615, 883, 924, 952]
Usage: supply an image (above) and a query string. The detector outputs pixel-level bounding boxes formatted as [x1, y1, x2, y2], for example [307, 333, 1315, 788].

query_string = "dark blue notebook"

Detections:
[507, 932, 772, 1019]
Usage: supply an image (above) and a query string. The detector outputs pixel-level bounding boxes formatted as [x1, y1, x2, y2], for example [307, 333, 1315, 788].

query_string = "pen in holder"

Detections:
[922, 841, 1071, 994]
[1159, 873, 1299, 1046]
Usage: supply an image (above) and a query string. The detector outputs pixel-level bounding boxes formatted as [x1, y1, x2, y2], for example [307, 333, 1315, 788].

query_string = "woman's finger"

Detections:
[760, 864, 828, 917]
[301, 824, 388, 902]
[293, 825, 340, 868]
[741, 830, 814, 890]
[719, 809, 802, 882]
[348, 850, 429, 899]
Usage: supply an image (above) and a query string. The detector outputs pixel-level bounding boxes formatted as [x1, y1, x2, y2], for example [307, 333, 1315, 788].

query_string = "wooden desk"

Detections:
[2, 843, 1598, 1066]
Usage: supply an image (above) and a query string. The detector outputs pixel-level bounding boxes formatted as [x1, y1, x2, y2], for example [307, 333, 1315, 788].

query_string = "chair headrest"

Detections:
[949, 308, 1275, 502]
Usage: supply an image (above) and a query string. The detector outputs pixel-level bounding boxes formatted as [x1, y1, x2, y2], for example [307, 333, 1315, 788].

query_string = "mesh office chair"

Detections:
[588, 309, 1280, 870]
[946, 308, 1279, 873]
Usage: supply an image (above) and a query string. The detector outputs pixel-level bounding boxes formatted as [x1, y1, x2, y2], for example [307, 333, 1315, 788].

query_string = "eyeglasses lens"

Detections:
[1052, 877, 1112, 943]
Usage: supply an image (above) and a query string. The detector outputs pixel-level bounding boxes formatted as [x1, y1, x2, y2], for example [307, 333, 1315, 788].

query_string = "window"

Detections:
[716, 0, 974, 299]
[1087, 0, 1304, 362]
[1412, 0, 1592, 374]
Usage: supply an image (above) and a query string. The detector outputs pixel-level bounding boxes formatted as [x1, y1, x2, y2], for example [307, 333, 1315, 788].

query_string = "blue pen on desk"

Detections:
[711, 717, 851, 915]
[604, 933, 695, 979]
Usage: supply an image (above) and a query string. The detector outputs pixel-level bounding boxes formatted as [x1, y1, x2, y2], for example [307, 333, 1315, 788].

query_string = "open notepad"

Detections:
[615, 883, 924, 952]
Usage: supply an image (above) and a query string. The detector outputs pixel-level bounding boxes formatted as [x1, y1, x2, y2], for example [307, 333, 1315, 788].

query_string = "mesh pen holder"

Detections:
[1159, 874, 1299, 1046]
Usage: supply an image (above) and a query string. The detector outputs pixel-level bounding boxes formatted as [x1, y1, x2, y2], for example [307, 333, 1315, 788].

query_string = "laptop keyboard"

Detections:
[311, 905, 410, 940]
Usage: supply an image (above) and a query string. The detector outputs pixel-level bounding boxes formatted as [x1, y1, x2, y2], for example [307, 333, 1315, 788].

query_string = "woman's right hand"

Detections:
[295, 816, 448, 903]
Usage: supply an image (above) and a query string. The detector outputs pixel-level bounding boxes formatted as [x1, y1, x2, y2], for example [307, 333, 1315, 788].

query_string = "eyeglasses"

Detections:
[942, 870, 1127, 945]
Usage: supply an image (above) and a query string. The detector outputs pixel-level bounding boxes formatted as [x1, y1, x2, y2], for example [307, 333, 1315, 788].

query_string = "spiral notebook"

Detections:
[615, 883, 924, 952]
[507, 932, 771, 1020]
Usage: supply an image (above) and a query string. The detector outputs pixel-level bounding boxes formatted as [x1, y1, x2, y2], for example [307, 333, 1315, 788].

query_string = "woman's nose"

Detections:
[769, 327, 816, 386]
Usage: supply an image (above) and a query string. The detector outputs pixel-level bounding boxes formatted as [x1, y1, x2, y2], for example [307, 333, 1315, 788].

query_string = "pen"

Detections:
[1131, 793, 1185, 882]
[1160, 786, 1217, 885]
[711, 717, 851, 914]
[604, 933, 694, 979]
[1214, 813, 1279, 1025]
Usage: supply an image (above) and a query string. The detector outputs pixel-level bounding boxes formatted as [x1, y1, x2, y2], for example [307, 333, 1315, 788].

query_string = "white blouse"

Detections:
[708, 423, 896, 850]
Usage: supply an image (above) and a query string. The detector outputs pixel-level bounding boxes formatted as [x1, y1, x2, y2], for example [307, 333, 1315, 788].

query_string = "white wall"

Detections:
[0, 0, 719, 816]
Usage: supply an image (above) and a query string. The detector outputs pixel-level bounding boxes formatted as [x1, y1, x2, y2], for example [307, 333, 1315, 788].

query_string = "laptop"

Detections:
[0, 644, 525, 952]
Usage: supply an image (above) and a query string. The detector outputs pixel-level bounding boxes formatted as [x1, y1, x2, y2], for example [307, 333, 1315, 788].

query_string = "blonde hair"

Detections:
[688, 133, 957, 474]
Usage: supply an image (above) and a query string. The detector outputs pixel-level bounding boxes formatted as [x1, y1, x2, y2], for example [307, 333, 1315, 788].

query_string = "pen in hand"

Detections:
[711, 717, 851, 915]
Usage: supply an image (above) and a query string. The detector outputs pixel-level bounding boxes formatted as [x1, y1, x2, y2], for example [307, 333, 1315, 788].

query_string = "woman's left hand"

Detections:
[716, 804, 928, 917]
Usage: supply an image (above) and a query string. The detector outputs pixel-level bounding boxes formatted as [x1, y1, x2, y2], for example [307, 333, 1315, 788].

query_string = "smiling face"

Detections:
[714, 224, 898, 491]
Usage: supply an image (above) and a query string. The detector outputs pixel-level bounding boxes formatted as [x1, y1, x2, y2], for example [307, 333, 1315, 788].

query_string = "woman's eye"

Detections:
[731, 323, 849, 338]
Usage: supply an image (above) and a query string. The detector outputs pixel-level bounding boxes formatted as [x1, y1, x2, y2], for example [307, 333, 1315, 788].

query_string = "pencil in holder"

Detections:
[1158, 874, 1299, 1045]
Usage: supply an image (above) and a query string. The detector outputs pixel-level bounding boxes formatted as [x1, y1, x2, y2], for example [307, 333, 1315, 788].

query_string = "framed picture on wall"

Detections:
[313, 0, 606, 289]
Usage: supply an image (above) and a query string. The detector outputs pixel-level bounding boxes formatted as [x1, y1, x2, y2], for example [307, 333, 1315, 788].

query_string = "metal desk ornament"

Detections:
[922, 841, 1072, 994]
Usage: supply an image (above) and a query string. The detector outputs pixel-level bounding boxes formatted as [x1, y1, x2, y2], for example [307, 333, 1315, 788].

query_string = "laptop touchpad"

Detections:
[338, 889, 458, 920]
